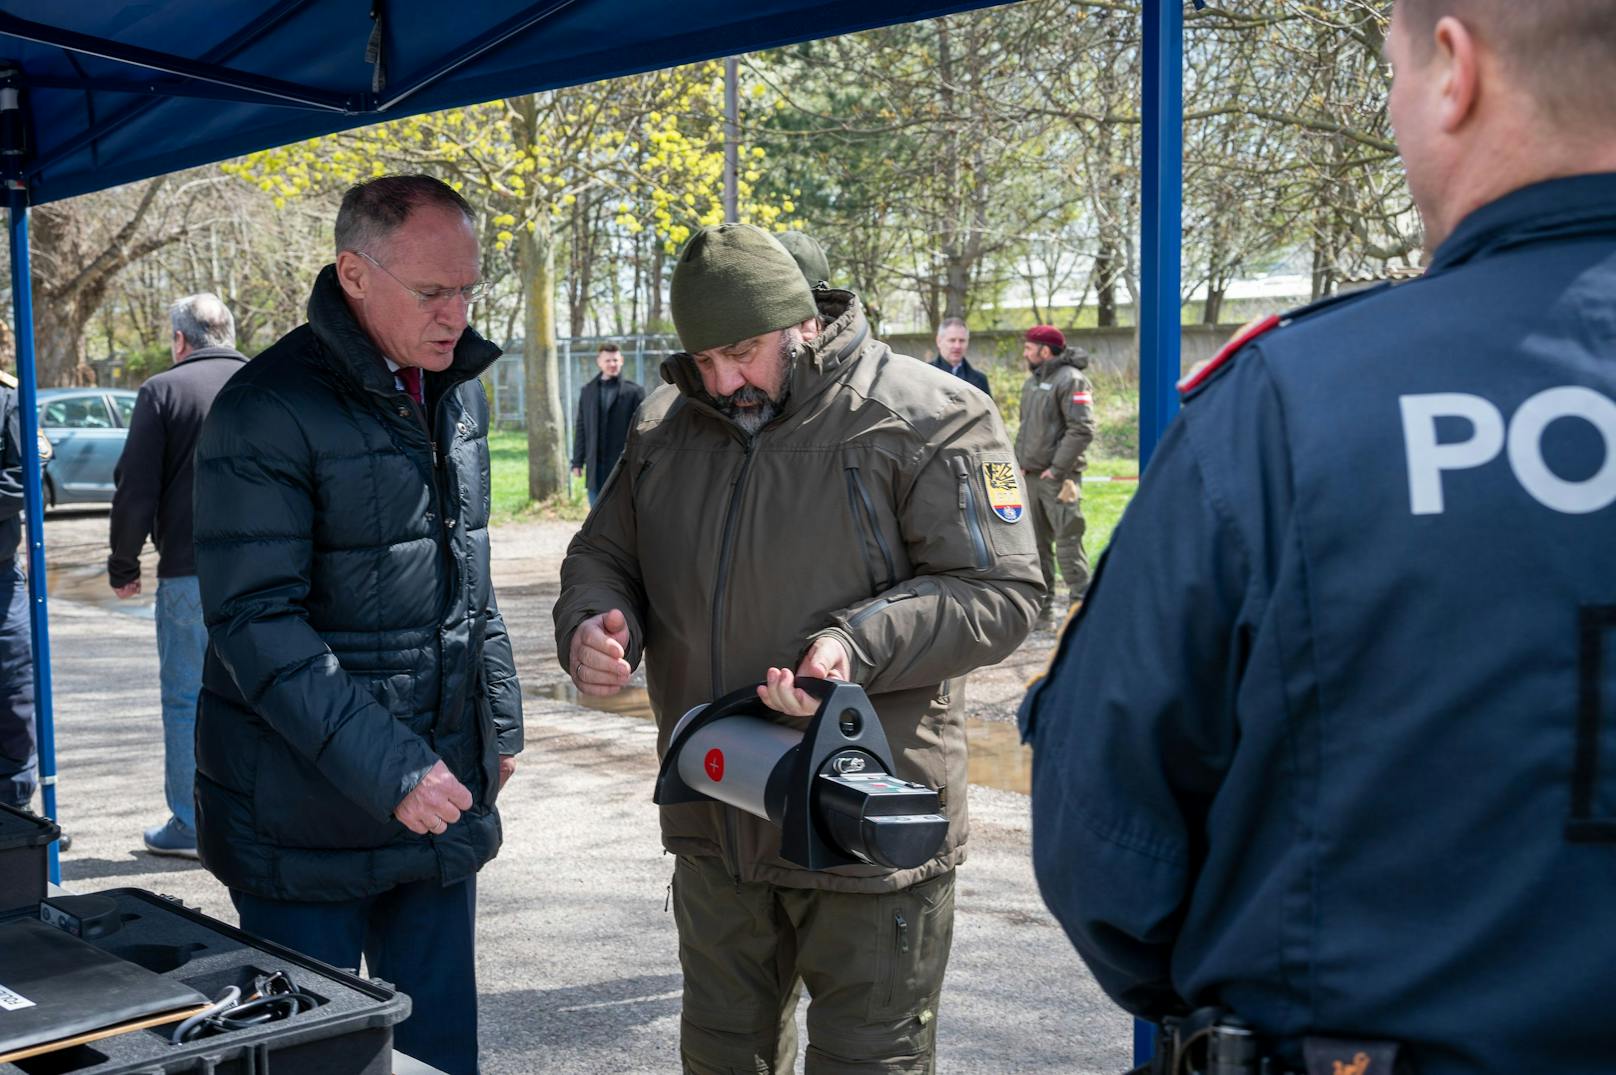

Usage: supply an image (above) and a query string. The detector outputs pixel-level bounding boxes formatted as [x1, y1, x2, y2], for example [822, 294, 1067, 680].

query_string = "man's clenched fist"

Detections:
[394, 759, 474, 836]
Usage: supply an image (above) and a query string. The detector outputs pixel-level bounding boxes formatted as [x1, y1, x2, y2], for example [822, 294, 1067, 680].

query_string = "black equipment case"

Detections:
[0, 805, 58, 917]
[0, 888, 409, 1075]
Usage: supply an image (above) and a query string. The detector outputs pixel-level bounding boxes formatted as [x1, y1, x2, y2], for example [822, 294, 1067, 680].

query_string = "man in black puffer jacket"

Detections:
[193, 175, 522, 1075]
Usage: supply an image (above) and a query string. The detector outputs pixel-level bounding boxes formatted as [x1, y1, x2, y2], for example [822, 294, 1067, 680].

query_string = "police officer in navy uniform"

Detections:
[1021, 3, 1616, 1073]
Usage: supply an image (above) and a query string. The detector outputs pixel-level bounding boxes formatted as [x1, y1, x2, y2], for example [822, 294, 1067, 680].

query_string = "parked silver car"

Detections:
[36, 388, 138, 506]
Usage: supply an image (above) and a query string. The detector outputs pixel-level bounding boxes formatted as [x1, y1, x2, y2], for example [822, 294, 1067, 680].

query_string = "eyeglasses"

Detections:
[356, 251, 488, 309]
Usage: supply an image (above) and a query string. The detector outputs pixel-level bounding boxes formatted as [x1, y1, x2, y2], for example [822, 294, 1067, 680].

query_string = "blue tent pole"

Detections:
[1139, 0, 1184, 472]
[4, 181, 60, 884]
[1133, 0, 1184, 1066]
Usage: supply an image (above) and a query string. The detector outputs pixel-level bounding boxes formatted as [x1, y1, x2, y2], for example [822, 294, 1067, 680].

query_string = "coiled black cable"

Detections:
[173, 971, 320, 1043]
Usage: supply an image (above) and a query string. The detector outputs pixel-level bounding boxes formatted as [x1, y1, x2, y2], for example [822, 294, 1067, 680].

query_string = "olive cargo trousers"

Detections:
[673, 854, 957, 1074]
[1027, 472, 1089, 599]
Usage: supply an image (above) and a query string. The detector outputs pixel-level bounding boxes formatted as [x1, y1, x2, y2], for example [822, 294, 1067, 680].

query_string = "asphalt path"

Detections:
[33, 508, 1131, 1074]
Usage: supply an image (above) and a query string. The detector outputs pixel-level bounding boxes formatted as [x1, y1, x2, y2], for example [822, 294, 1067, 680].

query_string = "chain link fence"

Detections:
[487, 333, 681, 448]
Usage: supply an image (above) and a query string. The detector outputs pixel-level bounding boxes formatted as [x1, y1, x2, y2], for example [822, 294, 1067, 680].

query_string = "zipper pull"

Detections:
[431, 442, 439, 468]
[895, 911, 909, 954]
[664, 881, 672, 913]
[948, 455, 968, 508]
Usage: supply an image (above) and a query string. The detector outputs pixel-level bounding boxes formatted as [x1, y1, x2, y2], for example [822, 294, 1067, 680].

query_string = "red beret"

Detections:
[1025, 324, 1065, 351]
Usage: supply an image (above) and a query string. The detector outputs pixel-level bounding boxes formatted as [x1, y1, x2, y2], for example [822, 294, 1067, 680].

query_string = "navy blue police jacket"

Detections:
[1020, 173, 1616, 1075]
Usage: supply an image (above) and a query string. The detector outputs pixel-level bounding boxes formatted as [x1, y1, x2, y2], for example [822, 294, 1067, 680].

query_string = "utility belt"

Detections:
[1127, 1008, 1403, 1075]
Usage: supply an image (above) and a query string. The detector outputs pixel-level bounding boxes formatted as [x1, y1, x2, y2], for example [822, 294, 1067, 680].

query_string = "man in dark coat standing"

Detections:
[570, 342, 643, 505]
[929, 317, 991, 398]
[109, 292, 246, 860]
[192, 175, 523, 1075]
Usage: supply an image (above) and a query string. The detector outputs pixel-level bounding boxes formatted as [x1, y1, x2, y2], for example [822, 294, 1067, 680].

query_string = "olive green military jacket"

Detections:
[1014, 347, 1096, 481]
[554, 291, 1043, 893]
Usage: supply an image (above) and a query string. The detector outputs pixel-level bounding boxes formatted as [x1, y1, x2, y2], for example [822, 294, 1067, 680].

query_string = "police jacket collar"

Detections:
[1430, 171, 1616, 274]
[305, 264, 501, 395]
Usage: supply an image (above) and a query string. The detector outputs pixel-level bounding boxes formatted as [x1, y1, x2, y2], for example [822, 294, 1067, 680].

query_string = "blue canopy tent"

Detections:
[1, 0, 1185, 1057]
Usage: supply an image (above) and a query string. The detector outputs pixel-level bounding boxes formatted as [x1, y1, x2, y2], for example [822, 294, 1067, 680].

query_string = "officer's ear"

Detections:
[797, 316, 821, 344]
[1432, 15, 1481, 134]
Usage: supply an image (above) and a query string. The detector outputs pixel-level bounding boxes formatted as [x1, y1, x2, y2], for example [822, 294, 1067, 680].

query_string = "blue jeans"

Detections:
[233, 877, 480, 1075]
[0, 561, 35, 810]
[156, 575, 204, 831]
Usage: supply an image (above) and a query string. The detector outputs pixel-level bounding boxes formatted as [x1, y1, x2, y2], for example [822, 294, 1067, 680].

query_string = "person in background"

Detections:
[776, 230, 831, 291]
[109, 292, 246, 860]
[929, 317, 990, 398]
[1013, 324, 1094, 617]
[570, 342, 644, 507]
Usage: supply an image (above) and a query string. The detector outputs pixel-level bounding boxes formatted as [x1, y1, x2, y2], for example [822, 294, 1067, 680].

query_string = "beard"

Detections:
[714, 332, 797, 435]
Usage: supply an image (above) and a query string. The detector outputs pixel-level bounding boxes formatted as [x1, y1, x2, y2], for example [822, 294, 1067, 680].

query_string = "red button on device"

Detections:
[704, 748, 725, 782]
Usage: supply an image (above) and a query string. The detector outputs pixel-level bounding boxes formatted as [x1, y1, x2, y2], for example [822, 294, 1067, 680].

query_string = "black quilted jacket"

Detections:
[192, 265, 523, 901]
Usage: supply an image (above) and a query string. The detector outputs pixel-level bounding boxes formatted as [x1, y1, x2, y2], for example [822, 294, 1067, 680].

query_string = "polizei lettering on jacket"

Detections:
[1399, 386, 1616, 515]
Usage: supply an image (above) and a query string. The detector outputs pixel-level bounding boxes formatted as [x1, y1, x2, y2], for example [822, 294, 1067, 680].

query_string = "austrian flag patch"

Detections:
[981, 462, 1024, 523]
[1071, 391, 1092, 405]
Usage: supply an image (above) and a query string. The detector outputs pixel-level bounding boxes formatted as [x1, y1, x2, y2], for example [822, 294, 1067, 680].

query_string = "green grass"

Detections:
[488, 429, 591, 523]
[1081, 455, 1138, 562]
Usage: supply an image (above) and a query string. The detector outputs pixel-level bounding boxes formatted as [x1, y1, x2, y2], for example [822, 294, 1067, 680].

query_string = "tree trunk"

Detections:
[1094, 244, 1117, 328]
[521, 228, 566, 501]
[647, 241, 665, 333]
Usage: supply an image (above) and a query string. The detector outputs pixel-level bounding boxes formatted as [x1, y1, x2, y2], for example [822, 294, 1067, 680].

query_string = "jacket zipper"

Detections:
[404, 394, 458, 621]
[710, 438, 757, 883]
[949, 456, 991, 570]
[846, 465, 895, 592]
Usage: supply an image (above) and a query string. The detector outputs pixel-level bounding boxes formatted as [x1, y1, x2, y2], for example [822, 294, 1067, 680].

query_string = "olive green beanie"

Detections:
[670, 224, 817, 354]
[776, 230, 831, 288]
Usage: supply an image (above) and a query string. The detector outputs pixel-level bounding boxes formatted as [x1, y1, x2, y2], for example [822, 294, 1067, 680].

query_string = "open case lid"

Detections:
[0, 918, 209, 1060]
[0, 803, 59, 851]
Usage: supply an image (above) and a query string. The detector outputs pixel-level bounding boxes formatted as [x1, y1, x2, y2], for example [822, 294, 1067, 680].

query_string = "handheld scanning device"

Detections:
[653, 679, 948, 871]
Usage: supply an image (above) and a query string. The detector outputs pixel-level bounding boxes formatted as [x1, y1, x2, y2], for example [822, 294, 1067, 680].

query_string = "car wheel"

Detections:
[42, 476, 55, 509]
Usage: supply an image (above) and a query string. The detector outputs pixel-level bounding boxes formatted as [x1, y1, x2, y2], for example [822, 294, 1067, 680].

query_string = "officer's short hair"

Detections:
[335, 175, 475, 258]
[598, 342, 621, 354]
[937, 317, 969, 336]
[1399, 0, 1616, 130]
[169, 293, 236, 350]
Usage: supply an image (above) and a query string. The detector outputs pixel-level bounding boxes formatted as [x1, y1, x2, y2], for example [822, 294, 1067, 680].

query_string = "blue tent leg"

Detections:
[6, 186, 61, 885]
[1133, 0, 1184, 1067]
[1139, 0, 1185, 470]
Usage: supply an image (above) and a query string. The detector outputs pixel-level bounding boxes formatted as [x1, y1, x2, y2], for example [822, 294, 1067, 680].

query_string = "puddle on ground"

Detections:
[539, 683, 1030, 794]
[541, 682, 655, 720]
[964, 719, 1031, 796]
[44, 564, 155, 618]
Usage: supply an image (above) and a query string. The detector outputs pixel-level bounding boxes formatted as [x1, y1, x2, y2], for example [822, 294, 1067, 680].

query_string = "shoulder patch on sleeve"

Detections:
[982, 460, 1024, 522]
[1177, 314, 1280, 398]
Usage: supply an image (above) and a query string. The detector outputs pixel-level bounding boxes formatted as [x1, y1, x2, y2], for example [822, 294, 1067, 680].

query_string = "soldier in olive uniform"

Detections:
[1014, 324, 1095, 615]
[557, 224, 1041, 1074]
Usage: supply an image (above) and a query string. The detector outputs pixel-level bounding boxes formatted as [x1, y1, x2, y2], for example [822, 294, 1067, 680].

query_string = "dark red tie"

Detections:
[398, 365, 423, 406]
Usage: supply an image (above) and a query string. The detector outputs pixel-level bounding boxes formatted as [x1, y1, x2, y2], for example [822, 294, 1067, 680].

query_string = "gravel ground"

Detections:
[30, 507, 1130, 1074]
